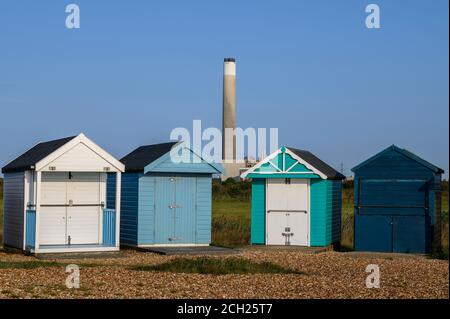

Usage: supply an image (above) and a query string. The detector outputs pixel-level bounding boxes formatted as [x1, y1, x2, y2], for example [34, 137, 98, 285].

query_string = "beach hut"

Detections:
[352, 145, 444, 253]
[241, 146, 345, 247]
[1, 133, 125, 254]
[107, 141, 223, 247]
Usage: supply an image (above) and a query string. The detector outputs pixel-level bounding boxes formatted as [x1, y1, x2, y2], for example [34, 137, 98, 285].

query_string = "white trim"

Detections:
[268, 160, 282, 172]
[34, 171, 42, 252]
[35, 133, 125, 172]
[115, 172, 121, 248]
[286, 161, 299, 172]
[241, 147, 328, 179]
[22, 171, 28, 251]
[252, 171, 316, 175]
[284, 148, 328, 179]
[241, 149, 281, 178]
[36, 246, 119, 254]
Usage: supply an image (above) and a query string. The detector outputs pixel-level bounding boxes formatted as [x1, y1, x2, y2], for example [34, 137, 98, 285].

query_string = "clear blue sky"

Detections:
[0, 0, 448, 177]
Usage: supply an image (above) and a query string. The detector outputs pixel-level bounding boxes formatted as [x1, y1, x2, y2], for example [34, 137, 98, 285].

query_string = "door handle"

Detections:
[68, 200, 73, 206]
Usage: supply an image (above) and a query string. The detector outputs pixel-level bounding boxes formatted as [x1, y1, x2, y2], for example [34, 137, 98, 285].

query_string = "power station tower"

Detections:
[222, 57, 236, 162]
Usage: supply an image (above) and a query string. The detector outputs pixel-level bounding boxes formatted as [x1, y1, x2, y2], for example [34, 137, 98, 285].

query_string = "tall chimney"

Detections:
[222, 57, 236, 161]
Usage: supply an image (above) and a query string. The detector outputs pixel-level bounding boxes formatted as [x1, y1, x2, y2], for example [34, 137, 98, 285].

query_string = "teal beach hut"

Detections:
[241, 146, 345, 247]
[107, 141, 223, 247]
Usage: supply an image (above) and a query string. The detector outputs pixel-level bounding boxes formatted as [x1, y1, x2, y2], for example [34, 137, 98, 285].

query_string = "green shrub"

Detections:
[131, 257, 304, 275]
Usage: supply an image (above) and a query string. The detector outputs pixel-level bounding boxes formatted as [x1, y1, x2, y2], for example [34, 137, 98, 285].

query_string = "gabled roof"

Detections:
[2, 136, 77, 173]
[351, 145, 444, 174]
[120, 142, 180, 172]
[2, 134, 125, 174]
[288, 147, 346, 180]
[121, 141, 223, 174]
[241, 146, 345, 180]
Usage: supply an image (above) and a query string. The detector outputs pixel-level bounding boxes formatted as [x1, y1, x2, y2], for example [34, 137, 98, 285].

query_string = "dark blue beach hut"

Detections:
[352, 145, 444, 253]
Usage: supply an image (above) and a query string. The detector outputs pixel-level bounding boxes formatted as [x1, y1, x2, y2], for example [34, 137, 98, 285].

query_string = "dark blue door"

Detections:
[355, 179, 428, 253]
[355, 214, 393, 252]
[393, 215, 426, 253]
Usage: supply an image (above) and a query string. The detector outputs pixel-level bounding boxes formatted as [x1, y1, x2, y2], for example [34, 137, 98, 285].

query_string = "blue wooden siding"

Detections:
[138, 175, 156, 245]
[195, 176, 212, 244]
[250, 179, 266, 244]
[108, 173, 140, 246]
[25, 210, 36, 249]
[102, 209, 116, 246]
[106, 173, 116, 209]
[353, 147, 441, 253]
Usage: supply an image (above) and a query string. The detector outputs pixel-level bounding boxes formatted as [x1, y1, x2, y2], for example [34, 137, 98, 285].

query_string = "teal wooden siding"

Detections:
[108, 173, 139, 246]
[310, 179, 329, 246]
[102, 209, 116, 246]
[331, 180, 342, 243]
[310, 179, 342, 246]
[247, 173, 320, 179]
[251, 178, 266, 244]
[25, 210, 36, 249]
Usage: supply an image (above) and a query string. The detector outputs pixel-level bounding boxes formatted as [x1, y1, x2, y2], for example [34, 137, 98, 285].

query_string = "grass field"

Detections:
[0, 178, 448, 256]
[212, 187, 449, 256]
[0, 198, 3, 245]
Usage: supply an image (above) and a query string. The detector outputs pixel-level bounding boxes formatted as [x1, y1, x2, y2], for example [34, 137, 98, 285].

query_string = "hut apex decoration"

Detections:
[241, 146, 345, 247]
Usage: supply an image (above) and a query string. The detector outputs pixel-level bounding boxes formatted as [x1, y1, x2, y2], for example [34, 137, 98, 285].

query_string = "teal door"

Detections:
[154, 175, 197, 244]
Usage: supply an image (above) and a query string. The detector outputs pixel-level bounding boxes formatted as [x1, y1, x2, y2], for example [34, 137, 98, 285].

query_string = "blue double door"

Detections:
[154, 176, 197, 244]
[355, 179, 428, 253]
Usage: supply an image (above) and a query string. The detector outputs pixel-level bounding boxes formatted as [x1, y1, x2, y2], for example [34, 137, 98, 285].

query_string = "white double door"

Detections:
[40, 172, 103, 245]
[266, 179, 309, 246]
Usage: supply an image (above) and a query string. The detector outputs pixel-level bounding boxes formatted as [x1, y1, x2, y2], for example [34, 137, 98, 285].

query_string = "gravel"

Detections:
[0, 248, 448, 299]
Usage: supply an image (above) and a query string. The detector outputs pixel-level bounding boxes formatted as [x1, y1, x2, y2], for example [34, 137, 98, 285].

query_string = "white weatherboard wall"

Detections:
[42, 143, 113, 172]
[3, 172, 25, 249]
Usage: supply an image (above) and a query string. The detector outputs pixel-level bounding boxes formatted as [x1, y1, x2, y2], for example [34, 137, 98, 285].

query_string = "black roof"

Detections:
[288, 147, 346, 180]
[121, 142, 178, 172]
[2, 136, 76, 173]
